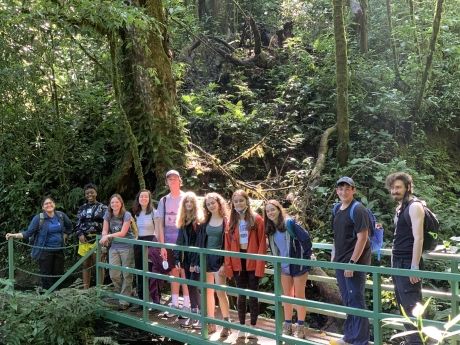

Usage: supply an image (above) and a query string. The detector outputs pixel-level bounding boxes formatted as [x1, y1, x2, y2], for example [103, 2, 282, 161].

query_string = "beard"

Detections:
[391, 193, 404, 202]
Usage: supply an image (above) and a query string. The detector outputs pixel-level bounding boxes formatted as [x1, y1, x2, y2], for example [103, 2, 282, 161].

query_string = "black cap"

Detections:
[336, 176, 355, 187]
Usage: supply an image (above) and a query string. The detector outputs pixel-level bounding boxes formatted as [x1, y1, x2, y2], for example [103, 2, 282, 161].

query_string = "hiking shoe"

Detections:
[283, 322, 292, 336]
[192, 319, 202, 330]
[118, 303, 130, 311]
[180, 318, 194, 328]
[293, 324, 305, 339]
[178, 306, 190, 320]
[220, 326, 232, 338]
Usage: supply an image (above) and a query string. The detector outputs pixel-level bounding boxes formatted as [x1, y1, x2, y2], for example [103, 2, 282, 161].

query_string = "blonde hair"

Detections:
[176, 191, 204, 229]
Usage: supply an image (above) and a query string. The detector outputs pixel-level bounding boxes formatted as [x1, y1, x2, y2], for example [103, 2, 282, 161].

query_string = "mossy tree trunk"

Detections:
[333, 0, 349, 167]
[117, 0, 186, 194]
[414, 0, 444, 114]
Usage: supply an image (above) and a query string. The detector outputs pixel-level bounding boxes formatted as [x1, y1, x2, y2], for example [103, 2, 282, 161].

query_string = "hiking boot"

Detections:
[207, 324, 216, 334]
[220, 326, 232, 338]
[283, 322, 292, 336]
[293, 324, 305, 339]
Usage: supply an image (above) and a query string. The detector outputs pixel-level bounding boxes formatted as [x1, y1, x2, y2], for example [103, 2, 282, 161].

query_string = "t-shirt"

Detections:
[154, 192, 184, 244]
[136, 210, 155, 237]
[239, 220, 249, 245]
[75, 202, 107, 240]
[274, 229, 290, 274]
[333, 201, 371, 264]
[206, 224, 223, 249]
[103, 211, 133, 249]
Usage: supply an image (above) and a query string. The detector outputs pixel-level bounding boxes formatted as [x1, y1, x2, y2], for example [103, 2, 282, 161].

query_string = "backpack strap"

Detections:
[285, 218, 297, 240]
[348, 200, 360, 224]
[332, 203, 341, 217]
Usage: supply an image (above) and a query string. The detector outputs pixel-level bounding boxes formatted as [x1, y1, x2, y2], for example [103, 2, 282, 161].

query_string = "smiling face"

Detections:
[42, 198, 55, 214]
[232, 194, 248, 213]
[265, 203, 281, 223]
[110, 196, 122, 214]
[336, 183, 355, 204]
[85, 188, 97, 203]
[390, 179, 408, 202]
[166, 174, 181, 193]
[205, 197, 219, 215]
[138, 191, 150, 208]
[184, 197, 195, 212]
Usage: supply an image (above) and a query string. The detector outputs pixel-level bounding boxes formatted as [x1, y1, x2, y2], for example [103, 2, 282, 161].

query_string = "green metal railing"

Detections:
[95, 237, 460, 345]
[4, 236, 460, 344]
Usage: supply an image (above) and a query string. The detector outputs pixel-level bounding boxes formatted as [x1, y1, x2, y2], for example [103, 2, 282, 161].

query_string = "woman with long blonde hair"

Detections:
[174, 192, 204, 329]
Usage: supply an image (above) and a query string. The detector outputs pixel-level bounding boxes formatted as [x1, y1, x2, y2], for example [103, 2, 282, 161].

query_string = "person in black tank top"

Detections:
[386, 172, 425, 345]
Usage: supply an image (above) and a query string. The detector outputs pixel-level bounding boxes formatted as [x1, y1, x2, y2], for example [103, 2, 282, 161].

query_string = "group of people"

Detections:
[5, 170, 426, 345]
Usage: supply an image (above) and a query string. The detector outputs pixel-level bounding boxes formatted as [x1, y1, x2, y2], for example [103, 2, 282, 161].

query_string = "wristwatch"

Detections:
[349, 259, 356, 264]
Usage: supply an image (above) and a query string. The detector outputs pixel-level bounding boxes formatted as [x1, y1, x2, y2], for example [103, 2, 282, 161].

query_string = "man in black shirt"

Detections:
[386, 172, 424, 345]
[331, 177, 370, 345]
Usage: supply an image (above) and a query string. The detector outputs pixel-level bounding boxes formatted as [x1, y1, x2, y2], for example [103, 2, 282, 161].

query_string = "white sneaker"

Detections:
[330, 339, 352, 345]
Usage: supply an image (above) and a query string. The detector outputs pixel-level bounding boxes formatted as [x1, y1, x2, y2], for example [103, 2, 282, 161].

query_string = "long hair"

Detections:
[203, 192, 228, 223]
[108, 194, 126, 217]
[385, 172, 414, 208]
[264, 199, 287, 236]
[132, 189, 154, 216]
[176, 191, 204, 229]
[229, 189, 255, 234]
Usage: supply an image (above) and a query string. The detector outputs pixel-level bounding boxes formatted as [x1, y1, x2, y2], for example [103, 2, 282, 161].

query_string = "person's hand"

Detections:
[79, 234, 87, 243]
[409, 265, 421, 284]
[99, 234, 110, 246]
[344, 269, 354, 278]
[63, 234, 69, 244]
[175, 262, 181, 269]
[161, 247, 167, 260]
[218, 265, 225, 276]
[189, 266, 196, 273]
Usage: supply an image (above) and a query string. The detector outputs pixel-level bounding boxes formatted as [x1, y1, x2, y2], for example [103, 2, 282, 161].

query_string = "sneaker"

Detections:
[178, 306, 190, 320]
[330, 339, 352, 345]
[293, 324, 305, 339]
[180, 318, 194, 328]
[192, 319, 202, 330]
[118, 303, 130, 311]
[165, 305, 179, 318]
[283, 322, 292, 336]
[207, 324, 216, 334]
[247, 333, 257, 340]
[220, 327, 232, 338]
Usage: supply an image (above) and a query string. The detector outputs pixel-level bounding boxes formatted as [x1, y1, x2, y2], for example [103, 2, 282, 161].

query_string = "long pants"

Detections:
[234, 258, 260, 326]
[184, 265, 200, 309]
[133, 235, 154, 300]
[392, 256, 423, 345]
[109, 246, 134, 306]
[335, 269, 369, 345]
[38, 250, 64, 289]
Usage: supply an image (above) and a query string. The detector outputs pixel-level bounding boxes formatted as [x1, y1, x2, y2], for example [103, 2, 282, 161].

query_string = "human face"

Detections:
[85, 188, 97, 203]
[110, 197, 122, 214]
[336, 183, 355, 204]
[390, 179, 407, 203]
[265, 203, 280, 223]
[232, 194, 248, 213]
[42, 198, 55, 214]
[184, 197, 194, 211]
[166, 175, 181, 193]
[139, 191, 150, 209]
[205, 197, 219, 215]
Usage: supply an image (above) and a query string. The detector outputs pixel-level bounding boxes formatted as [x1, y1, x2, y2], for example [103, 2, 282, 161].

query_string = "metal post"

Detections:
[200, 252, 208, 339]
[451, 260, 460, 345]
[372, 272, 382, 345]
[142, 242, 149, 320]
[8, 238, 14, 287]
[274, 261, 283, 345]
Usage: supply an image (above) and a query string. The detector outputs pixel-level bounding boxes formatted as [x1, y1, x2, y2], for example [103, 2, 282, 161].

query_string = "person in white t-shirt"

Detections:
[154, 170, 190, 317]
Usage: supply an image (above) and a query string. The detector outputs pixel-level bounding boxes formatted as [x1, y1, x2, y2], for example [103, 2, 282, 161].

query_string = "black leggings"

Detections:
[133, 235, 155, 300]
[38, 250, 65, 290]
[184, 265, 200, 309]
[233, 258, 260, 325]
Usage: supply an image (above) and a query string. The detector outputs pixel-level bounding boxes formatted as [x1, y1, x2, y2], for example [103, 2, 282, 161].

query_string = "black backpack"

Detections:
[403, 198, 439, 251]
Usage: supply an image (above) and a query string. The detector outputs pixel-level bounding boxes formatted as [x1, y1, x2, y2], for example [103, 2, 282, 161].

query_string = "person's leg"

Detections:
[98, 250, 107, 285]
[344, 271, 369, 345]
[206, 272, 216, 317]
[293, 272, 308, 321]
[214, 271, 230, 319]
[38, 250, 54, 289]
[52, 250, 65, 288]
[392, 257, 423, 345]
[180, 268, 190, 308]
[133, 241, 142, 299]
[335, 269, 352, 342]
[233, 270, 249, 325]
[247, 271, 260, 326]
[109, 248, 123, 293]
[119, 246, 134, 306]
[82, 253, 95, 289]
[281, 274, 295, 321]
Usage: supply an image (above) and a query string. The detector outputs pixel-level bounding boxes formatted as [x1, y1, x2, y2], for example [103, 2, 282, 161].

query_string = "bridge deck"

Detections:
[102, 301, 340, 345]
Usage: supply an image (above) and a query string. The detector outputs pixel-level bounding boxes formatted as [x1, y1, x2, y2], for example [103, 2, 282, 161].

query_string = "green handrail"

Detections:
[97, 236, 460, 344]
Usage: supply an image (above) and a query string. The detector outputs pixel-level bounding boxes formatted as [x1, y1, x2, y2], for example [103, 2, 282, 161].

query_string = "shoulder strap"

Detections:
[348, 200, 360, 224]
[402, 199, 417, 226]
[163, 196, 167, 228]
[39, 212, 45, 230]
[285, 218, 297, 240]
[332, 203, 341, 216]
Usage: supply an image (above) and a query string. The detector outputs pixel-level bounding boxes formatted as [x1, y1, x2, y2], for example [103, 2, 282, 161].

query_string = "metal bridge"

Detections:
[4, 238, 460, 344]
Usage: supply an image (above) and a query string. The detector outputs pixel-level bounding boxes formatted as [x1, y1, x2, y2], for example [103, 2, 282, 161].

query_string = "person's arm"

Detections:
[224, 227, 234, 278]
[109, 213, 131, 238]
[154, 198, 167, 259]
[344, 230, 368, 277]
[409, 202, 425, 283]
[174, 228, 184, 268]
[255, 215, 267, 278]
[99, 219, 110, 245]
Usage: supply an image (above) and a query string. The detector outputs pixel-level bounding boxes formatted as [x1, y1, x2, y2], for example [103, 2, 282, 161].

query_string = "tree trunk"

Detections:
[385, 0, 401, 80]
[414, 0, 444, 114]
[359, 0, 368, 53]
[333, 0, 349, 167]
[408, 0, 422, 66]
[117, 0, 186, 194]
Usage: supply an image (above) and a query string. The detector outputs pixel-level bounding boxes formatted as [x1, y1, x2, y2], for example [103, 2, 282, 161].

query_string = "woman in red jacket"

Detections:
[224, 189, 266, 336]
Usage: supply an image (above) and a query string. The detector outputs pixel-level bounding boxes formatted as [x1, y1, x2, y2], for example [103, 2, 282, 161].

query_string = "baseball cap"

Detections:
[165, 169, 181, 178]
[336, 176, 355, 187]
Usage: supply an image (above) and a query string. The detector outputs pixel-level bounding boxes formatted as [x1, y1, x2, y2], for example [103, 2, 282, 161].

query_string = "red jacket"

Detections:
[224, 213, 266, 278]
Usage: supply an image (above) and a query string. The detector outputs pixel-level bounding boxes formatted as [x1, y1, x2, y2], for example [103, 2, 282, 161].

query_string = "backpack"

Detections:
[402, 198, 439, 252]
[332, 200, 384, 260]
[285, 218, 312, 258]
